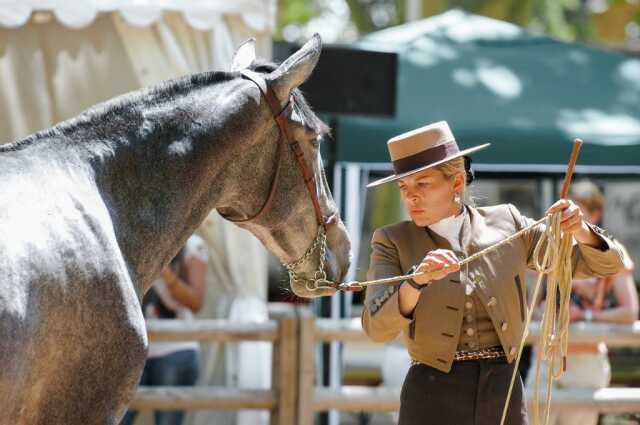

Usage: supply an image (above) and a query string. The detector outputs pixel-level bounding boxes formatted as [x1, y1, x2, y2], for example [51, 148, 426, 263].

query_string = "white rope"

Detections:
[339, 215, 548, 290]
[500, 212, 573, 425]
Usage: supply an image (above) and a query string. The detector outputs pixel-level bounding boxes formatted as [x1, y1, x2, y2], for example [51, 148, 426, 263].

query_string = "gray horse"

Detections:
[0, 35, 351, 424]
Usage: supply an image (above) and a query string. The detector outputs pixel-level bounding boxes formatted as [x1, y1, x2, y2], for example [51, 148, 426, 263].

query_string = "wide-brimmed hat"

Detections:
[367, 121, 490, 188]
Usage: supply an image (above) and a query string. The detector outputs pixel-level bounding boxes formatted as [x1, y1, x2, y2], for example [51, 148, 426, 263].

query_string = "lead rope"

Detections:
[338, 215, 549, 290]
[499, 211, 573, 425]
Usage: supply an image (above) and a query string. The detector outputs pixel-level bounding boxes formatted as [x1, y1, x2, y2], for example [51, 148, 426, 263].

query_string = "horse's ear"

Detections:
[270, 34, 321, 101]
[231, 38, 257, 72]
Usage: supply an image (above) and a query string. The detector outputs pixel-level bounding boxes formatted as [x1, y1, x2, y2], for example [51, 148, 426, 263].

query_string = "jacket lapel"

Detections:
[460, 204, 473, 257]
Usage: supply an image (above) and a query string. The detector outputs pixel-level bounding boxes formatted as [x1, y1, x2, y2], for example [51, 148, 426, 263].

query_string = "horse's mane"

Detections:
[0, 60, 330, 153]
[0, 71, 234, 153]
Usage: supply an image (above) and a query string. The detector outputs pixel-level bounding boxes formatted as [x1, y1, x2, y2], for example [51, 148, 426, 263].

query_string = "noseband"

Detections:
[219, 69, 338, 292]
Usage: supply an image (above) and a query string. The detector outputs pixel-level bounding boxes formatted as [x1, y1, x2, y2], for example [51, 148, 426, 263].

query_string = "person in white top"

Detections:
[121, 234, 208, 425]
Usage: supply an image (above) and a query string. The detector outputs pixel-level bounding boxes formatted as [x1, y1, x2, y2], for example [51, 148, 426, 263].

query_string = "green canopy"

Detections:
[335, 10, 640, 172]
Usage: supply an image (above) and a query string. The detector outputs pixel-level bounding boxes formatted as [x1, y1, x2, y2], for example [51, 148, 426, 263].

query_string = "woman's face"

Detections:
[397, 167, 464, 227]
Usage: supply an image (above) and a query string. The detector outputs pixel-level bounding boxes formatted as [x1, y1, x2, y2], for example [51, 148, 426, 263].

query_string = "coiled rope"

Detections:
[499, 210, 573, 425]
[500, 139, 582, 425]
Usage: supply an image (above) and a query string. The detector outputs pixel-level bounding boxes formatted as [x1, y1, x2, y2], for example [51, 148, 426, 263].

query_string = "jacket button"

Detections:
[501, 322, 508, 332]
[465, 301, 473, 309]
[466, 328, 475, 336]
[465, 315, 474, 323]
[487, 297, 497, 307]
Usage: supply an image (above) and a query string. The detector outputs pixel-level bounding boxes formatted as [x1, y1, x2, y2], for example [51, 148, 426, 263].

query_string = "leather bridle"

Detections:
[219, 69, 338, 292]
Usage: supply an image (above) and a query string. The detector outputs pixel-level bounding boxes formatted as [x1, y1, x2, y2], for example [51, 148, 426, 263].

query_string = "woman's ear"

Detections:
[453, 171, 465, 194]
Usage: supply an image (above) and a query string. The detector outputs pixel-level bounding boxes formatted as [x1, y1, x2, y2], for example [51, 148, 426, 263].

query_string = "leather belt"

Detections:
[411, 346, 506, 366]
[453, 346, 506, 361]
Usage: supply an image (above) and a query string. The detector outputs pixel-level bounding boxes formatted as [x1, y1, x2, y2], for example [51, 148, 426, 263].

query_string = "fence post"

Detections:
[269, 303, 298, 425]
[297, 306, 316, 425]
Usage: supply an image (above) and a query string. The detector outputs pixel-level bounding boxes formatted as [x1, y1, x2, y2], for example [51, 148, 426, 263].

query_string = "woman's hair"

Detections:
[569, 179, 604, 213]
[435, 156, 475, 204]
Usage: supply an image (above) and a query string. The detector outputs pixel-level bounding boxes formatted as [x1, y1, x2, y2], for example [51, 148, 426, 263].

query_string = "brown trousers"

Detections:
[399, 358, 529, 425]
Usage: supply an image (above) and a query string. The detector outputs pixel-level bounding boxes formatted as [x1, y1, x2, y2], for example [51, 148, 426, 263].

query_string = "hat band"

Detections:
[392, 141, 459, 175]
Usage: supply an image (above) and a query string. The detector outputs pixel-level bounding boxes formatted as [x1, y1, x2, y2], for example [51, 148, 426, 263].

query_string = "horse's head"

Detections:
[217, 35, 351, 298]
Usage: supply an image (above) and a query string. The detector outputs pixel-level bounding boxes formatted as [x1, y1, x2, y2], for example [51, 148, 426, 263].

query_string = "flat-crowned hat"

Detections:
[367, 121, 490, 188]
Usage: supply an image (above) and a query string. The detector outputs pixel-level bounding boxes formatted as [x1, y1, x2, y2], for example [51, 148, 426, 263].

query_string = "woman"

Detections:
[525, 179, 637, 425]
[121, 234, 208, 425]
[361, 121, 624, 425]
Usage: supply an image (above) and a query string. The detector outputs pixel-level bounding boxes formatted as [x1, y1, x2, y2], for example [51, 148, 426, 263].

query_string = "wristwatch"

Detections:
[584, 308, 593, 322]
[406, 278, 423, 290]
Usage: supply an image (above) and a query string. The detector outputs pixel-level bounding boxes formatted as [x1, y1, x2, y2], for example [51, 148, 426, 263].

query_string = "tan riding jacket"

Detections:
[361, 204, 624, 373]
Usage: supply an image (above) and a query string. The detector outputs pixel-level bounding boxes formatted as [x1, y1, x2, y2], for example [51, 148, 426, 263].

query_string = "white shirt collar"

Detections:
[428, 205, 465, 250]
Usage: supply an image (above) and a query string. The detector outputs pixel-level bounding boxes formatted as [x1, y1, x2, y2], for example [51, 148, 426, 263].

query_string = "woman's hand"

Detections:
[413, 249, 460, 285]
[546, 199, 604, 247]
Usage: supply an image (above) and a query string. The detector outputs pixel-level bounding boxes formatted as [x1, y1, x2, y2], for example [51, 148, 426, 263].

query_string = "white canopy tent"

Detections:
[0, 2, 275, 424]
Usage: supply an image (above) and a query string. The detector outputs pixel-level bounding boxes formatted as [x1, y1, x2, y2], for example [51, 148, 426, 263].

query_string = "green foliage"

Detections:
[276, 0, 322, 39]
[276, 1, 638, 51]
[345, 0, 405, 34]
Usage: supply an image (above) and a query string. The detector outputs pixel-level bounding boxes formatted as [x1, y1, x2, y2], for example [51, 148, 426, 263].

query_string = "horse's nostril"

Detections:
[324, 213, 339, 226]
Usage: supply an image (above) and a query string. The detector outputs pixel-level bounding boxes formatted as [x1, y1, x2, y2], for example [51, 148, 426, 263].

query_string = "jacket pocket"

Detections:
[409, 320, 416, 340]
[514, 275, 525, 321]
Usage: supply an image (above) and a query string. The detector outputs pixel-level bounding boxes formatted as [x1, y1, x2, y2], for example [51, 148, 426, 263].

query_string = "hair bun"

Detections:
[463, 156, 475, 185]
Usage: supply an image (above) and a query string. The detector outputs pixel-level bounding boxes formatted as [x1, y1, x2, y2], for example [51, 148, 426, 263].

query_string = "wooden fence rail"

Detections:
[134, 306, 640, 424]
[136, 303, 296, 425]
[312, 386, 640, 413]
[304, 314, 640, 424]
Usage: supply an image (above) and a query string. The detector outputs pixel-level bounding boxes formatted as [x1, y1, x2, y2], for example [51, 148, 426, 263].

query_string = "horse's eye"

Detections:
[310, 136, 322, 149]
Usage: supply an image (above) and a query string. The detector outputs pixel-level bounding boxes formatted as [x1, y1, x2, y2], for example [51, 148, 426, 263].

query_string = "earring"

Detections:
[454, 193, 461, 204]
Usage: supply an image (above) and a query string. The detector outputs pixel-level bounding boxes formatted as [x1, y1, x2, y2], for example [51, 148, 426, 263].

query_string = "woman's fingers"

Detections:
[546, 199, 589, 236]
[546, 198, 570, 215]
[440, 250, 460, 268]
[418, 250, 460, 277]
[560, 206, 579, 223]
[431, 250, 460, 269]
[561, 214, 582, 233]
[418, 256, 444, 272]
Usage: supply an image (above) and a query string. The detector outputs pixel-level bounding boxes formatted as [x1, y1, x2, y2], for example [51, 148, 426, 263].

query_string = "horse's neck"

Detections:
[11, 73, 275, 295]
[84, 100, 239, 293]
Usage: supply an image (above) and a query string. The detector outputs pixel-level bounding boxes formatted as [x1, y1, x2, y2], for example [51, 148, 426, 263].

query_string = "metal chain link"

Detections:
[282, 225, 333, 292]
